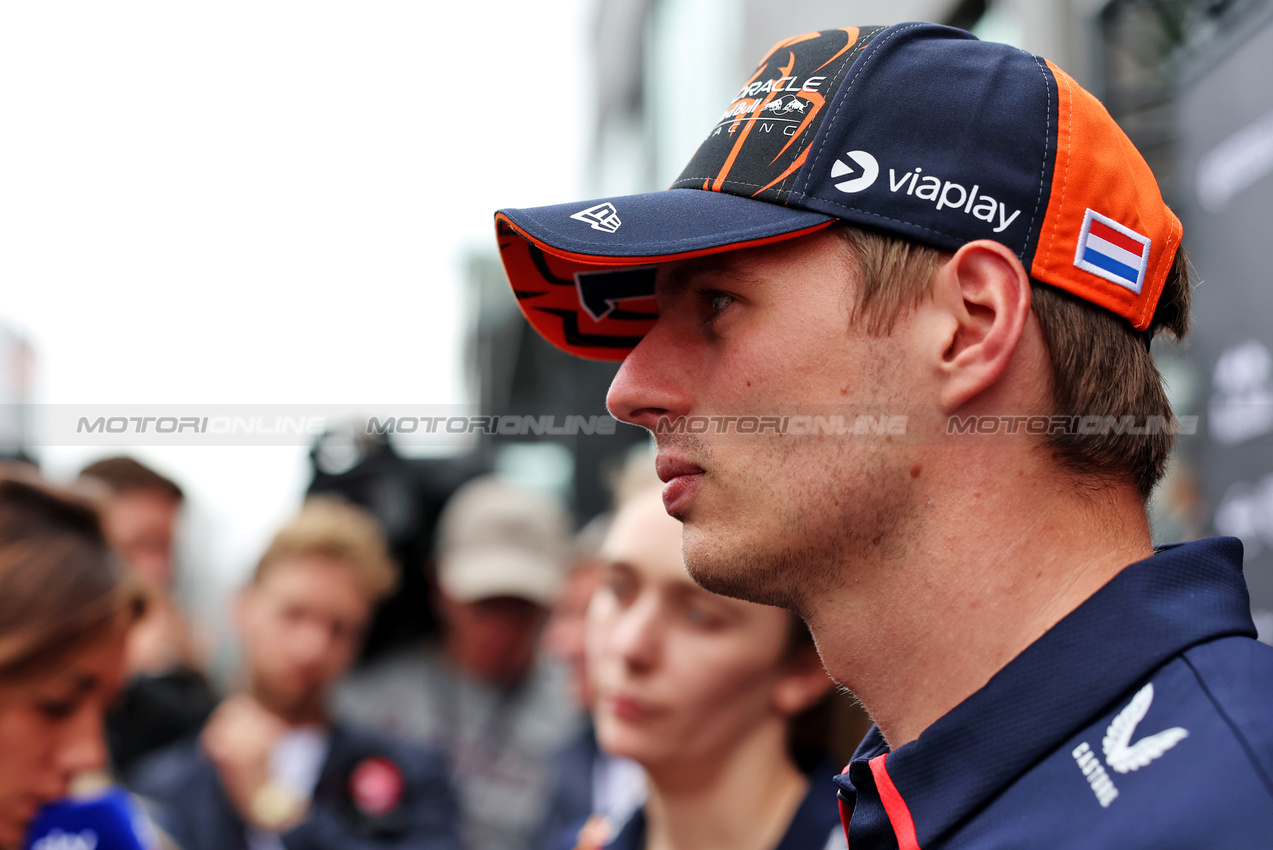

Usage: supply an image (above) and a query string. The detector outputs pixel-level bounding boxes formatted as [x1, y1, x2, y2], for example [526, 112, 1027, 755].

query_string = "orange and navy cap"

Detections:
[495, 23, 1183, 361]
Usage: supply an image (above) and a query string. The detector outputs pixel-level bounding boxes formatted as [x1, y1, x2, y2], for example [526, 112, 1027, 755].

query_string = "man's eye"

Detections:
[699, 291, 735, 320]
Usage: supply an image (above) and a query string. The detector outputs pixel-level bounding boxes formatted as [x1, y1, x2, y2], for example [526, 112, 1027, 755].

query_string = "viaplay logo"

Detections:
[830, 151, 878, 193]
[829, 150, 1023, 233]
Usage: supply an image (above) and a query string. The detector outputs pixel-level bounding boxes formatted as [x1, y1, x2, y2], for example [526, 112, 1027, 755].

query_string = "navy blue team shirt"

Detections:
[836, 537, 1273, 849]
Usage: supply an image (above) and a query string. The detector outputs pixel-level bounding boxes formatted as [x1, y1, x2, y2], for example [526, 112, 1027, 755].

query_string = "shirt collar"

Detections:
[834, 537, 1254, 848]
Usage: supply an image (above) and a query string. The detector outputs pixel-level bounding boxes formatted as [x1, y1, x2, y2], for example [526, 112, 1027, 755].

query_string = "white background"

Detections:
[0, 2, 594, 632]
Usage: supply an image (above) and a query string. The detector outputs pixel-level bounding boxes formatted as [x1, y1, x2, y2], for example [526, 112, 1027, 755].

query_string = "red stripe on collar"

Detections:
[868, 754, 922, 850]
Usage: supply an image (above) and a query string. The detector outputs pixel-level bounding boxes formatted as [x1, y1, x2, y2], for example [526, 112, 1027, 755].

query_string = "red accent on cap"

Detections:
[349, 756, 404, 818]
[496, 213, 833, 361]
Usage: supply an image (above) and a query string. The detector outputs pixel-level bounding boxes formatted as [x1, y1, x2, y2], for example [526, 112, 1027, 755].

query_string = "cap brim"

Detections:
[496, 188, 833, 360]
[438, 548, 562, 608]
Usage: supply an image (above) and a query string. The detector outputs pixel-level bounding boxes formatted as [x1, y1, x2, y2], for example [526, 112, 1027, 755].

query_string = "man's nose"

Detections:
[293, 618, 338, 665]
[606, 324, 694, 431]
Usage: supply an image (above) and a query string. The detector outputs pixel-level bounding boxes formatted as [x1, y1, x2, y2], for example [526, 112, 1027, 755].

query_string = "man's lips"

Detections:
[656, 455, 704, 515]
[655, 454, 704, 483]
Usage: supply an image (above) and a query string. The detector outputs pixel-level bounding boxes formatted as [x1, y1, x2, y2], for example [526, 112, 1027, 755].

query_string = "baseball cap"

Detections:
[435, 476, 571, 607]
[495, 23, 1182, 360]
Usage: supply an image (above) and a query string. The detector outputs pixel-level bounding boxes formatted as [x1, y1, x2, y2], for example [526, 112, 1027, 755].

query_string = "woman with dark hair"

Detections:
[0, 471, 143, 848]
[571, 483, 845, 850]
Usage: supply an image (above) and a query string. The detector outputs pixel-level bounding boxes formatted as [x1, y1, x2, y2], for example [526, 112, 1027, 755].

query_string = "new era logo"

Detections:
[1074, 208, 1151, 294]
[571, 202, 622, 233]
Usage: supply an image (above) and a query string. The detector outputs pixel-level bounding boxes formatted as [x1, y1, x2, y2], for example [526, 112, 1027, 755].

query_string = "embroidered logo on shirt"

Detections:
[1072, 682, 1188, 808]
[1102, 682, 1189, 773]
[1072, 742, 1119, 807]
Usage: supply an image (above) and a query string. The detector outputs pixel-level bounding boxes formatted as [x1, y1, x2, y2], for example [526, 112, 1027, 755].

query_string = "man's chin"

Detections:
[681, 530, 798, 610]
[260, 685, 326, 722]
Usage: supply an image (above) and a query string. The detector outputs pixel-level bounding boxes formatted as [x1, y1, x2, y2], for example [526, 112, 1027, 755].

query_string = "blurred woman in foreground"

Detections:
[576, 484, 843, 850]
[0, 472, 142, 848]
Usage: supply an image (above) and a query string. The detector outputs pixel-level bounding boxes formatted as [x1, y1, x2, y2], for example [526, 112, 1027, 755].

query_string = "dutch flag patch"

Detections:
[1074, 209, 1151, 295]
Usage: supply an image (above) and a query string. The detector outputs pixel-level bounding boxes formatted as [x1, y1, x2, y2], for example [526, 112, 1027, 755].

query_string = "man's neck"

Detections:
[805, 450, 1153, 749]
[642, 722, 807, 850]
[442, 637, 531, 692]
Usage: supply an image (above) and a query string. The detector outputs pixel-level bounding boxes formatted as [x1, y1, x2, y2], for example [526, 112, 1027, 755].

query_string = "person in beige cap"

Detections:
[336, 476, 582, 850]
[432, 476, 573, 689]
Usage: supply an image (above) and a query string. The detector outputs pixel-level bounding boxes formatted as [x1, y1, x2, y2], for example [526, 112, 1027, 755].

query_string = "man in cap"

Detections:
[337, 476, 581, 850]
[494, 23, 1273, 848]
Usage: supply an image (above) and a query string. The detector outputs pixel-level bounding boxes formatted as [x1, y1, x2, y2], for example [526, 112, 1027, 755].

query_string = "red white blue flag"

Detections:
[1074, 208, 1152, 294]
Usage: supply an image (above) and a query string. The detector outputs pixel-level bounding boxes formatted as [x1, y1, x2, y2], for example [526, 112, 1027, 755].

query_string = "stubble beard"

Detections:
[253, 671, 327, 725]
[679, 443, 914, 620]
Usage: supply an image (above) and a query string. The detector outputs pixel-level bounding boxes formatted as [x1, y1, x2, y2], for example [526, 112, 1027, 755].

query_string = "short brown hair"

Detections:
[0, 469, 145, 683]
[253, 497, 398, 602]
[834, 223, 1191, 499]
[79, 456, 184, 502]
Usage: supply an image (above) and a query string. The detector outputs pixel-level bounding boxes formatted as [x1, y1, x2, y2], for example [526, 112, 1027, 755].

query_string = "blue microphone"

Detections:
[23, 786, 160, 850]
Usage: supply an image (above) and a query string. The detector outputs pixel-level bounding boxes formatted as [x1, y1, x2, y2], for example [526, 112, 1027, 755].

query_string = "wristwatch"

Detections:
[249, 780, 308, 832]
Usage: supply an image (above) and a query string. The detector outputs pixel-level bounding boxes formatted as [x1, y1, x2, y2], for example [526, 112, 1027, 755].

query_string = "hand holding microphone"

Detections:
[23, 786, 161, 850]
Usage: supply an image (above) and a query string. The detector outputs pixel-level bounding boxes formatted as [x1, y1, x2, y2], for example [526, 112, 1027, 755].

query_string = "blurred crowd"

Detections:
[0, 449, 865, 850]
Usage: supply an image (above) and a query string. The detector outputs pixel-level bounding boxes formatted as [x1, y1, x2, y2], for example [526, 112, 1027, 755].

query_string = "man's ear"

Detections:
[772, 646, 835, 717]
[926, 239, 1032, 410]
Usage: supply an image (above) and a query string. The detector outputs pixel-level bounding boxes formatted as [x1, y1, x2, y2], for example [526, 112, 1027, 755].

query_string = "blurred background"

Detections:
[3, 0, 1273, 672]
